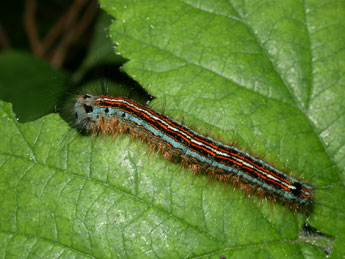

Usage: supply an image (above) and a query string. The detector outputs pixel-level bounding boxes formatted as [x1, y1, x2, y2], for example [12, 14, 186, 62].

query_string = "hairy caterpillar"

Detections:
[74, 94, 314, 211]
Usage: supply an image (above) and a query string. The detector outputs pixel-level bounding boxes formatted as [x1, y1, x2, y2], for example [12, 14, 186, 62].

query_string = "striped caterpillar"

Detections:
[74, 94, 314, 212]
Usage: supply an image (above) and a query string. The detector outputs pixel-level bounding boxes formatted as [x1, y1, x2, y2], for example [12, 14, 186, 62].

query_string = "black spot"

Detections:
[84, 104, 93, 113]
[292, 182, 302, 197]
[104, 108, 109, 113]
[84, 94, 91, 99]
[75, 112, 78, 119]
[121, 113, 126, 118]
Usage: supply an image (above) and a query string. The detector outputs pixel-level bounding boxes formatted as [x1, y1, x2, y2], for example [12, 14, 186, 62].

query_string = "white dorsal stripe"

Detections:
[98, 97, 296, 190]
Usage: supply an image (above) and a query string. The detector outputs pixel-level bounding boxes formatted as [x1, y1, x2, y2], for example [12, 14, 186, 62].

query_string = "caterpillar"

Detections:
[74, 94, 314, 212]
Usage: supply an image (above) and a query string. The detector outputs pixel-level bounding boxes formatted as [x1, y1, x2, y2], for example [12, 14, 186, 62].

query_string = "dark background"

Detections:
[0, 0, 151, 123]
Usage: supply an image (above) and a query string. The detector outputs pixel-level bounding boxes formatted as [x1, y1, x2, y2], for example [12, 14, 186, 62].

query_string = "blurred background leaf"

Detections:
[0, 51, 67, 122]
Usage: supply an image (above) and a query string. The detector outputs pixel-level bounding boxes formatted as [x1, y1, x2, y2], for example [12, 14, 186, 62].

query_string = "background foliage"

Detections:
[0, 0, 344, 258]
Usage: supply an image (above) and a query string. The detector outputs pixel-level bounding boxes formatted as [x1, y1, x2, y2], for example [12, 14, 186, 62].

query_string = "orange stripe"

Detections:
[96, 98, 292, 191]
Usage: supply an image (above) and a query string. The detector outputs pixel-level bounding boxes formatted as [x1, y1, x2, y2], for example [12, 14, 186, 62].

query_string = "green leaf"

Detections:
[0, 51, 68, 122]
[1, 0, 344, 258]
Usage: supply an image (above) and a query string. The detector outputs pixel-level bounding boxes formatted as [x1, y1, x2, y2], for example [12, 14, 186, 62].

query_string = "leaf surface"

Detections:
[1, 0, 345, 258]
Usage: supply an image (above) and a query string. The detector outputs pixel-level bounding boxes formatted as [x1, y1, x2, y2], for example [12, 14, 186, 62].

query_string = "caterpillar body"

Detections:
[74, 94, 314, 211]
